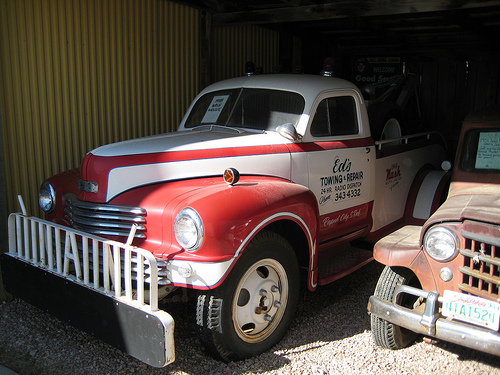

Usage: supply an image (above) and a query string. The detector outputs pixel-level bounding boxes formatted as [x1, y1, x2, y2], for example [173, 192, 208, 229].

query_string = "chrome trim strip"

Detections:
[64, 194, 147, 239]
[65, 194, 146, 215]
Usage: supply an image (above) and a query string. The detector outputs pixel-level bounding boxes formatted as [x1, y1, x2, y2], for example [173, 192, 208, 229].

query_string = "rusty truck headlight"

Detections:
[39, 181, 56, 214]
[423, 226, 459, 262]
[174, 207, 203, 252]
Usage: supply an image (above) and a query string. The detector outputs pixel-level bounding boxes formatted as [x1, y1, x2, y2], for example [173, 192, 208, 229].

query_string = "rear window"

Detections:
[460, 129, 500, 172]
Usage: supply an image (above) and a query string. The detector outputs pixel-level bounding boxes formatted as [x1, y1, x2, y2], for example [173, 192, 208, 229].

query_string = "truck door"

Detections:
[305, 94, 375, 243]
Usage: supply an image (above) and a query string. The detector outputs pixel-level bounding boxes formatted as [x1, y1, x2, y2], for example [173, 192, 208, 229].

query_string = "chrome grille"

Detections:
[64, 193, 147, 239]
[459, 222, 500, 302]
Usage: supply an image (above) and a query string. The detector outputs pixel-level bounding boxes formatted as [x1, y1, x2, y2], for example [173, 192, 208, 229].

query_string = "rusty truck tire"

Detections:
[371, 266, 421, 350]
[196, 230, 300, 362]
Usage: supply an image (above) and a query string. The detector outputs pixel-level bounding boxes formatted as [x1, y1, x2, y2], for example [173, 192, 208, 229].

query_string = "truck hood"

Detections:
[90, 127, 263, 156]
[80, 127, 292, 202]
[423, 187, 500, 232]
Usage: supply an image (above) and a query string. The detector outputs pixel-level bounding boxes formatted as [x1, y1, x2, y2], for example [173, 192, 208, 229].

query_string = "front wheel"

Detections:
[196, 231, 300, 362]
[371, 266, 421, 349]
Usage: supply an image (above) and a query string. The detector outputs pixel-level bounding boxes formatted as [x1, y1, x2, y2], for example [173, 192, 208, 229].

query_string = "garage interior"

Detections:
[190, 0, 500, 137]
[0, 1, 500, 301]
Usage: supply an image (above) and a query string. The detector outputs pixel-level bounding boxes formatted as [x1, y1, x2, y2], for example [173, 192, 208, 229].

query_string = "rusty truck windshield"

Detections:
[184, 88, 305, 131]
[460, 129, 500, 172]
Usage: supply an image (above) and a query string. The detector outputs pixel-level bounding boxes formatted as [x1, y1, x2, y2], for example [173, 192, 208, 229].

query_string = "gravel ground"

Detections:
[1, 261, 500, 375]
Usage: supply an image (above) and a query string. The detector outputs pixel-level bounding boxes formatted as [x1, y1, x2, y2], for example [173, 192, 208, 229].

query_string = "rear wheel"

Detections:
[371, 266, 421, 349]
[196, 231, 300, 361]
[380, 117, 402, 140]
[368, 102, 404, 142]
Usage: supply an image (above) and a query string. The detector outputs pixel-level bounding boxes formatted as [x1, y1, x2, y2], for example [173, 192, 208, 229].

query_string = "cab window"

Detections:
[311, 96, 358, 137]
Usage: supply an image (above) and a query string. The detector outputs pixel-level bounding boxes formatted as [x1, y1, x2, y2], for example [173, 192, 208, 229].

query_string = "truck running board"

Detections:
[317, 242, 374, 285]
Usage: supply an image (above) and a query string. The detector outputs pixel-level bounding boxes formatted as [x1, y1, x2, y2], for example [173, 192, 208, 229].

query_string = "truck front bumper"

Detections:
[368, 285, 500, 356]
[2, 213, 175, 367]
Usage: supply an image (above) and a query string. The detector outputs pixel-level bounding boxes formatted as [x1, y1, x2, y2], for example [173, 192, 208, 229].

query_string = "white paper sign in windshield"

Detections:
[201, 95, 229, 124]
[475, 132, 500, 170]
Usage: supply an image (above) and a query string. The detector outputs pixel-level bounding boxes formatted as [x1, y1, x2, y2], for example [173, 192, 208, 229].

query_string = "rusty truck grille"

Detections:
[458, 221, 500, 302]
[64, 193, 147, 239]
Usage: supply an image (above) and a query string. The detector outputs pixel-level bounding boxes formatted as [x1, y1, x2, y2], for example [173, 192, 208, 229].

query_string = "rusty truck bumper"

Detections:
[368, 285, 500, 356]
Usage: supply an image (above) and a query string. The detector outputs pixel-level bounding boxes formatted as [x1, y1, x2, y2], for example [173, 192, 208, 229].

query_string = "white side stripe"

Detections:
[413, 170, 447, 220]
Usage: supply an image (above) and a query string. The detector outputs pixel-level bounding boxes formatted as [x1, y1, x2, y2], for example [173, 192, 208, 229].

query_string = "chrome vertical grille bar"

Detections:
[93, 239, 99, 288]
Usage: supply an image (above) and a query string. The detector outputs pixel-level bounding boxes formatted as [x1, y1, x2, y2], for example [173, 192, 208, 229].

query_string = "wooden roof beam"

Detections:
[211, 0, 500, 26]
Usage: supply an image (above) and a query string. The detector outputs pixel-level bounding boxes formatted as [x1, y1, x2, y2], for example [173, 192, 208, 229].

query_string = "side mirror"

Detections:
[277, 123, 302, 142]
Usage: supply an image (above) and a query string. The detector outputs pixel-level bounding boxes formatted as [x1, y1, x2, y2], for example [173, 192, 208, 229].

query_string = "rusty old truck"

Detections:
[369, 105, 500, 356]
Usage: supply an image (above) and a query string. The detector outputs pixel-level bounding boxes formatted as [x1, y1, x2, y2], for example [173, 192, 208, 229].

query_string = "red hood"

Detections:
[78, 129, 292, 203]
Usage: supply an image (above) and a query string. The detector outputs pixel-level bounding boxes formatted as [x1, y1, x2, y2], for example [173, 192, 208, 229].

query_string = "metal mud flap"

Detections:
[2, 213, 175, 367]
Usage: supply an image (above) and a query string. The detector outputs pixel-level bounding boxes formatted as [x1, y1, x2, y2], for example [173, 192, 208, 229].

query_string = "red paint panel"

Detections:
[97, 176, 319, 265]
[78, 138, 374, 202]
[79, 144, 291, 202]
[318, 202, 373, 243]
[286, 137, 373, 153]
[44, 168, 81, 223]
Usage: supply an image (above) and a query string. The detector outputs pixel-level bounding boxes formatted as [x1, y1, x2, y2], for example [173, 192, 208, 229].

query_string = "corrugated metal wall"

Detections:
[0, 0, 200, 216]
[211, 25, 279, 81]
[0, 0, 280, 219]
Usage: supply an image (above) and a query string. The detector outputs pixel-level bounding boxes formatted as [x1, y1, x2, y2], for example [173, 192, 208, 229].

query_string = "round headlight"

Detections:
[423, 226, 459, 262]
[39, 181, 56, 214]
[174, 207, 203, 252]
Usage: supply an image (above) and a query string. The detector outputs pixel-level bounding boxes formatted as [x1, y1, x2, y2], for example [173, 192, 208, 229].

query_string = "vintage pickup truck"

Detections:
[2, 72, 448, 367]
[369, 105, 500, 356]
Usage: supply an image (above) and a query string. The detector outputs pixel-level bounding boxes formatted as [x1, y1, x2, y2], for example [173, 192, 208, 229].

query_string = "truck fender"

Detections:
[162, 177, 319, 290]
[373, 225, 437, 292]
[404, 165, 451, 225]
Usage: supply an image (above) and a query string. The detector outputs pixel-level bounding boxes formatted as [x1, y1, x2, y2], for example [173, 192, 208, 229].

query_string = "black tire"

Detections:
[371, 266, 421, 349]
[368, 102, 404, 141]
[196, 230, 300, 362]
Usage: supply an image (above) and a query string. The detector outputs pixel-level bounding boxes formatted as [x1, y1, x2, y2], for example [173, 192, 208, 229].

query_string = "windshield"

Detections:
[184, 88, 305, 131]
[460, 128, 500, 172]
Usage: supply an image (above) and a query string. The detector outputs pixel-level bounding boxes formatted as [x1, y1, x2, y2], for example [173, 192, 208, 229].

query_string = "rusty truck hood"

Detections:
[423, 185, 500, 232]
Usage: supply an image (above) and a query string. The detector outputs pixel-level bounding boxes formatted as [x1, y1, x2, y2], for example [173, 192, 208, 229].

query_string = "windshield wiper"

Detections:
[189, 124, 242, 133]
[189, 125, 264, 134]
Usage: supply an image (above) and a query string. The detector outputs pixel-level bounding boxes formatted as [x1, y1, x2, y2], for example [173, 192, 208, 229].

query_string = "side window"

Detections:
[310, 96, 359, 137]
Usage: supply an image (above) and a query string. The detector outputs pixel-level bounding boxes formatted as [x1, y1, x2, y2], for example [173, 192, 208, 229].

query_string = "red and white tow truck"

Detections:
[2, 71, 448, 366]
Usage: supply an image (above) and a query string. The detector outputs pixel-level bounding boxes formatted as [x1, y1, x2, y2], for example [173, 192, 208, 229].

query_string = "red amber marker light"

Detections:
[223, 168, 240, 185]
